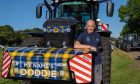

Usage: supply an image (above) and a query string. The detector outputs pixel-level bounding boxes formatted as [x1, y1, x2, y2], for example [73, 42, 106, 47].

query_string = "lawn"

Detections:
[0, 48, 140, 84]
[111, 48, 140, 84]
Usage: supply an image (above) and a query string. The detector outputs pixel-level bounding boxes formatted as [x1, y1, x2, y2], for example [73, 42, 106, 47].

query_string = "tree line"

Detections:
[119, 0, 140, 36]
[0, 25, 43, 46]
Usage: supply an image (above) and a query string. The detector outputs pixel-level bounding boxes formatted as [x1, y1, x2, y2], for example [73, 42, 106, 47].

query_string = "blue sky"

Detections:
[0, 0, 126, 38]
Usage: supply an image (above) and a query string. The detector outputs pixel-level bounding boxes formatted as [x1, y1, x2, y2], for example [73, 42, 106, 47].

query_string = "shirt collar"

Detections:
[86, 31, 95, 35]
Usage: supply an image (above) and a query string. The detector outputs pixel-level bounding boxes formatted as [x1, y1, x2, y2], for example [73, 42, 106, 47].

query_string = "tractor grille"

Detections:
[43, 18, 77, 48]
[43, 33, 75, 48]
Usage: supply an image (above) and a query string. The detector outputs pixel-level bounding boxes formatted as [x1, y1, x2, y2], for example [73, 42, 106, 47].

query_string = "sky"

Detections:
[0, 0, 126, 38]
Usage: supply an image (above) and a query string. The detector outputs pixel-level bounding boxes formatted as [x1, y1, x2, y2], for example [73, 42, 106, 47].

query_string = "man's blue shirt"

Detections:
[77, 31, 101, 48]
[76, 31, 101, 64]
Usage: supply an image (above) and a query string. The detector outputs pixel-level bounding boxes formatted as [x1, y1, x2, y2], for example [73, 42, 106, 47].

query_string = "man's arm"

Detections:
[74, 41, 97, 51]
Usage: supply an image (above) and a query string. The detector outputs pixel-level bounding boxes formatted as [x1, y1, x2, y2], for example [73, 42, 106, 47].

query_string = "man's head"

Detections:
[86, 20, 96, 33]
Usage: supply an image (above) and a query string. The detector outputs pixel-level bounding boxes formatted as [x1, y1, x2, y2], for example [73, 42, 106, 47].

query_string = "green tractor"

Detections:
[1, 0, 114, 84]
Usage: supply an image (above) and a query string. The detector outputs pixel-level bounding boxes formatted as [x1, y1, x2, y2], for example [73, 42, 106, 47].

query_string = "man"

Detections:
[74, 20, 102, 84]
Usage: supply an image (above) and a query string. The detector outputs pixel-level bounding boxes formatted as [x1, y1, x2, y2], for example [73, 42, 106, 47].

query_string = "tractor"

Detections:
[1, 0, 114, 84]
[121, 33, 140, 51]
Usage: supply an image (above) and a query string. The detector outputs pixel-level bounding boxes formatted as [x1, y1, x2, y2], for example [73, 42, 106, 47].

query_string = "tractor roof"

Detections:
[50, 0, 110, 6]
[51, 0, 110, 3]
[126, 33, 139, 36]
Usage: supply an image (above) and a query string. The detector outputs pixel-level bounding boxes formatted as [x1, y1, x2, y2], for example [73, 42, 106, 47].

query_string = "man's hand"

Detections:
[90, 46, 97, 52]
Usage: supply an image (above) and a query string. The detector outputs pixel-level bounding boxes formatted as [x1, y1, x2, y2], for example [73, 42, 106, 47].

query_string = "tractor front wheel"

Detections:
[126, 44, 131, 52]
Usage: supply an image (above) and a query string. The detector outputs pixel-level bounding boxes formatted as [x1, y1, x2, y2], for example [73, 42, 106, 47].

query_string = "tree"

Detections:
[17, 28, 43, 33]
[0, 25, 15, 45]
[119, 0, 140, 35]
[0, 25, 43, 46]
[15, 28, 43, 46]
[14, 32, 32, 46]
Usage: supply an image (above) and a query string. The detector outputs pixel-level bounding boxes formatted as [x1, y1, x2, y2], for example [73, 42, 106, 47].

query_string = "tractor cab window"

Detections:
[57, 2, 92, 26]
[128, 34, 139, 41]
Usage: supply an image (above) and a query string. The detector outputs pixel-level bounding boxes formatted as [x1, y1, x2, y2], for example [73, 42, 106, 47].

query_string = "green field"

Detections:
[111, 49, 140, 84]
[0, 48, 140, 84]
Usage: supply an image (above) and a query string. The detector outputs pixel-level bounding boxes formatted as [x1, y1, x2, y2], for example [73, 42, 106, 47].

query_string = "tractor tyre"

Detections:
[100, 35, 112, 84]
[122, 44, 126, 51]
[21, 37, 43, 47]
[126, 44, 131, 52]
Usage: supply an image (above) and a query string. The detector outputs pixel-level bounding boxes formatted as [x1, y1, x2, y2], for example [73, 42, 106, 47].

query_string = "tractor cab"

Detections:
[37, 0, 114, 26]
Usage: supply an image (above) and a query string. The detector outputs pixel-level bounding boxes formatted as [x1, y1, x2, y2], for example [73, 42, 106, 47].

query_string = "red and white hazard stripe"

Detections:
[1, 50, 11, 78]
[101, 23, 109, 31]
[69, 54, 92, 84]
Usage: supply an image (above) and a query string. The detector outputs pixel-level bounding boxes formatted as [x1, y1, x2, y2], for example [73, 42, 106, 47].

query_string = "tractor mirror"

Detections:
[36, 5, 42, 18]
[107, 2, 114, 17]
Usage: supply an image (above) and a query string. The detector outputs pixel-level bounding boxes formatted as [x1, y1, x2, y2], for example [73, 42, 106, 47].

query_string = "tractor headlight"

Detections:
[47, 41, 50, 45]
[47, 41, 51, 48]
[62, 41, 67, 48]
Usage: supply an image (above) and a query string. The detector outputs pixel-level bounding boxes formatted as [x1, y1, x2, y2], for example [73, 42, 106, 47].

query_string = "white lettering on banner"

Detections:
[35, 69, 41, 76]
[15, 62, 19, 66]
[60, 70, 65, 76]
[19, 69, 66, 77]
[21, 69, 27, 75]
[51, 70, 57, 77]
[27, 69, 34, 76]
[13, 62, 67, 77]
[14, 68, 19, 73]
[24, 62, 32, 67]
[13, 62, 67, 69]
[41, 70, 48, 76]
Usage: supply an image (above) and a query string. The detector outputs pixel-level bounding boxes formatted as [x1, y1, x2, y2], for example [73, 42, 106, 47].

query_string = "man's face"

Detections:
[86, 20, 95, 33]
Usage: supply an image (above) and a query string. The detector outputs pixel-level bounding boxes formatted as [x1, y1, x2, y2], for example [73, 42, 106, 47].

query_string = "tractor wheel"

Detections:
[21, 37, 43, 47]
[100, 35, 112, 84]
[122, 44, 126, 51]
[126, 44, 131, 52]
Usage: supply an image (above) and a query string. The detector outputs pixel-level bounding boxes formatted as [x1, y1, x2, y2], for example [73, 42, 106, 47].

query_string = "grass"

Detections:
[111, 48, 140, 84]
[0, 48, 140, 84]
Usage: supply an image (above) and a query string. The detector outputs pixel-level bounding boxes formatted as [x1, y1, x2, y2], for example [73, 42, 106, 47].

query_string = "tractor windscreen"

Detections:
[128, 34, 139, 41]
[57, 2, 92, 25]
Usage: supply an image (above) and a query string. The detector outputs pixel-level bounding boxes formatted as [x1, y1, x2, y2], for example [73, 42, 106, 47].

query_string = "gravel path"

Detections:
[128, 50, 140, 61]
[126, 50, 140, 68]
